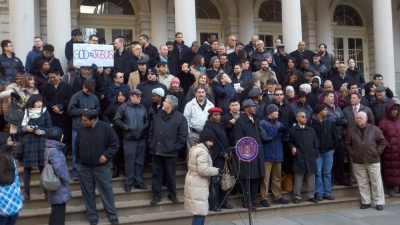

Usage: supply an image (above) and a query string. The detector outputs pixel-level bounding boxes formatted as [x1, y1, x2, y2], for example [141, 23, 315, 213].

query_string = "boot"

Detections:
[112, 166, 119, 178]
[24, 190, 30, 200]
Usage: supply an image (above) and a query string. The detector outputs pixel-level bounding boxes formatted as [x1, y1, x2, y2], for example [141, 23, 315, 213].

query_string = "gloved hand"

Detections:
[10, 92, 22, 101]
[277, 126, 288, 133]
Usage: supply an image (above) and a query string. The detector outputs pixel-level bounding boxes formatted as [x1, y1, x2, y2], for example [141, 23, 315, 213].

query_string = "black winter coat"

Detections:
[220, 112, 242, 146]
[148, 55, 179, 76]
[346, 68, 365, 90]
[197, 42, 211, 56]
[148, 108, 188, 157]
[64, 39, 84, 62]
[75, 120, 119, 167]
[30, 54, 64, 76]
[268, 101, 295, 128]
[214, 83, 237, 115]
[273, 53, 290, 81]
[233, 113, 265, 179]
[330, 74, 356, 92]
[310, 115, 338, 153]
[289, 50, 314, 70]
[102, 101, 124, 145]
[176, 71, 195, 95]
[114, 50, 133, 83]
[288, 124, 319, 174]
[0, 53, 25, 81]
[203, 120, 230, 168]
[244, 41, 256, 57]
[72, 71, 105, 100]
[136, 80, 168, 110]
[204, 50, 218, 69]
[143, 43, 159, 60]
[114, 101, 149, 140]
[168, 90, 186, 113]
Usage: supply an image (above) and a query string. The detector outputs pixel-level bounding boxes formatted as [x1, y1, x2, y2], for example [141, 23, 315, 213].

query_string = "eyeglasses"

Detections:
[274, 94, 284, 96]
[118, 76, 123, 79]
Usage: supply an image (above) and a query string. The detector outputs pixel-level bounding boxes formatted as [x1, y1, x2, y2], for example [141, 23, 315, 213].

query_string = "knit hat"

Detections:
[39, 59, 49, 68]
[199, 129, 215, 143]
[266, 104, 279, 115]
[297, 91, 307, 98]
[45, 127, 63, 141]
[210, 56, 219, 67]
[313, 104, 327, 114]
[171, 77, 180, 85]
[248, 88, 262, 98]
[152, 87, 165, 97]
[148, 68, 158, 75]
[206, 70, 216, 79]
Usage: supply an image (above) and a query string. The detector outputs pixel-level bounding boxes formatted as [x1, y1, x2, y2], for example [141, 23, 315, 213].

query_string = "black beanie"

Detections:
[313, 104, 327, 114]
[45, 127, 63, 141]
[199, 129, 215, 143]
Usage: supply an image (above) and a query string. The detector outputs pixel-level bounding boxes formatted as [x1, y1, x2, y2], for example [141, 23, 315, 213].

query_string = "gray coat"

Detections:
[45, 139, 72, 205]
[67, 90, 100, 129]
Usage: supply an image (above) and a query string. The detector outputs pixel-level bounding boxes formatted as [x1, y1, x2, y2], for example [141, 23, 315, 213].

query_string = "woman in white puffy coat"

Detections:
[184, 129, 220, 225]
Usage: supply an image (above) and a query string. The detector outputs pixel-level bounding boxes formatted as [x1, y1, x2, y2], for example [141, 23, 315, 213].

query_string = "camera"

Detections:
[30, 125, 39, 131]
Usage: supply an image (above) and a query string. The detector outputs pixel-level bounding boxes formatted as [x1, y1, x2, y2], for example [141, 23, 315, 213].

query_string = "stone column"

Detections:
[9, 0, 35, 65]
[281, 0, 302, 52]
[47, 0, 71, 71]
[392, 0, 400, 98]
[174, 0, 196, 45]
[151, 0, 167, 48]
[316, 0, 332, 51]
[238, 0, 254, 43]
[373, 0, 396, 96]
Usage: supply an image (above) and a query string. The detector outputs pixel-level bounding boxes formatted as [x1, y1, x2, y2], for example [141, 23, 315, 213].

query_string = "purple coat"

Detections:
[44, 139, 72, 205]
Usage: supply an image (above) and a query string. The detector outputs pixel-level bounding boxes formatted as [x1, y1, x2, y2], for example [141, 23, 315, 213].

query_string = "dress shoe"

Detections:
[376, 205, 383, 211]
[274, 197, 290, 204]
[134, 183, 148, 190]
[110, 218, 119, 224]
[111, 166, 119, 178]
[209, 206, 221, 212]
[360, 204, 371, 209]
[323, 195, 335, 200]
[89, 220, 98, 225]
[124, 184, 131, 192]
[220, 203, 233, 209]
[293, 198, 301, 204]
[168, 196, 179, 203]
[307, 197, 318, 203]
[260, 199, 271, 207]
[150, 197, 161, 205]
[243, 203, 258, 209]
[315, 196, 323, 201]
[251, 202, 260, 208]
[24, 190, 30, 200]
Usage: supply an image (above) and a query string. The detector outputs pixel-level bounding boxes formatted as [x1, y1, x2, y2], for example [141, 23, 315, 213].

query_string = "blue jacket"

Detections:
[0, 53, 25, 82]
[25, 47, 42, 73]
[214, 83, 237, 115]
[45, 139, 72, 205]
[258, 117, 289, 162]
[105, 83, 130, 105]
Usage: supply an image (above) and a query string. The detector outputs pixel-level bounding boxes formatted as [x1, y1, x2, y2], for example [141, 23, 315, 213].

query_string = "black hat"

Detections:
[206, 70, 216, 79]
[267, 78, 277, 84]
[248, 88, 262, 98]
[266, 104, 279, 115]
[137, 58, 147, 64]
[199, 129, 215, 143]
[313, 51, 322, 57]
[242, 99, 257, 109]
[45, 127, 63, 141]
[129, 89, 143, 95]
[297, 91, 307, 98]
[148, 68, 157, 75]
[313, 104, 327, 114]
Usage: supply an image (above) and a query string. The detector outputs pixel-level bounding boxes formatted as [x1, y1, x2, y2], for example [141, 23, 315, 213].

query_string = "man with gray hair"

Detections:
[148, 95, 188, 205]
[250, 40, 268, 71]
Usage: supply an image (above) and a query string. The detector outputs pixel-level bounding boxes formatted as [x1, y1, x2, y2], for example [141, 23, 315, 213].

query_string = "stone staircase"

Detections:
[16, 156, 400, 225]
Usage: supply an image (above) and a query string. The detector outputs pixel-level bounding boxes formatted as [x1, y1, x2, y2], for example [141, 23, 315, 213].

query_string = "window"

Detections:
[196, 0, 220, 19]
[333, 5, 363, 26]
[259, 0, 282, 22]
[259, 35, 283, 51]
[334, 37, 365, 73]
[80, 0, 135, 15]
[82, 28, 106, 43]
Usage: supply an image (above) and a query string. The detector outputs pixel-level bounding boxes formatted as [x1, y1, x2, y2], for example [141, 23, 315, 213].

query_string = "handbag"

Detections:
[281, 172, 294, 192]
[40, 149, 60, 191]
[11, 141, 24, 160]
[221, 160, 235, 191]
[4, 89, 25, 125]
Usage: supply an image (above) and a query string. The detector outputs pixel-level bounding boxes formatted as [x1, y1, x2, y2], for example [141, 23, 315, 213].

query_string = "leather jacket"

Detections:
[114, 101, 149, 140]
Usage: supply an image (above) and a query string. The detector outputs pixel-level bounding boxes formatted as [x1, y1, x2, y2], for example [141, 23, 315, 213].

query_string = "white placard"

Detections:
[73, 44, 114, 67]
[234, 83, 241, 89]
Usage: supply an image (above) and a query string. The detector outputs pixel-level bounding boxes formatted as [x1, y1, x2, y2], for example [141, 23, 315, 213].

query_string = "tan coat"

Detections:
[252, 69, 279, 85]
[184, 143, 219, 216]
[127, 71, 140, 89]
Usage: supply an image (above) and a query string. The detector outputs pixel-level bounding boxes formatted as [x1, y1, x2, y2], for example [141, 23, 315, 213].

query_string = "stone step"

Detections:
[20, 170, 188, 195]
[17, 184, 362, 224]
[46, 194, 400, 225]
[18, 161, 188, 183]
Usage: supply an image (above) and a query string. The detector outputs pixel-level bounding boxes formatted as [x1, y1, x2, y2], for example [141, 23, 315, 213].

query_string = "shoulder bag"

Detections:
[221, 158, 236, 191]
[40, 149, 60, 191]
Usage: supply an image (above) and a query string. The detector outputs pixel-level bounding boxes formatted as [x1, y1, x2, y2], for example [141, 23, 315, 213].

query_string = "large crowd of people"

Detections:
[0, 29, 399, 225]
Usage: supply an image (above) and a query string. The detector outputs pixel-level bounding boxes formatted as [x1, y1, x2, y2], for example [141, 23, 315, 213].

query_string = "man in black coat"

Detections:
[149, 45, 179, 76]
[172, 32, 190, 65]
[41, 67, 73, 142]
[75, 110, 119, 225]
[114, 89, 149, 192]
[233, 99, 265, 209]
[220, 98, 242, 146]
[30, 44, 64, 76]
[136, 68, 168, 110]
[114, 37, 134, 83]
[64, 29, 84, 65]
[244, 35, 259, 57]
[290, 41, 314, 70]
[148, 95, 188, 204]
[197, 33, 216, 56]
[72, 66, 105, 102]
[140, 34, 159, 60]
[289, 111, 319, 204]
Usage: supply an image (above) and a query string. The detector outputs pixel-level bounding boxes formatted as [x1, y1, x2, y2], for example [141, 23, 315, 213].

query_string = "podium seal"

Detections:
[236, 137, 258, 162]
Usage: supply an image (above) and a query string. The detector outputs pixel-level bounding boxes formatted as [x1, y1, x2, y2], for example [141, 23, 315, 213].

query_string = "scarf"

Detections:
[170, 87, 180, 93]
[0, 76, 6, 84]
[83, 74, 92, 80]
[21, 107, 47, 127]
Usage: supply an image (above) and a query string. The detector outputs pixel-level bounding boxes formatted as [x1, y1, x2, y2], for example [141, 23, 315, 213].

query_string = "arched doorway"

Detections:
[332, 4, 368, 73]
[78, 0, 136, 45]
[195, 0, 222, 44]
[257, 0, 283, 51]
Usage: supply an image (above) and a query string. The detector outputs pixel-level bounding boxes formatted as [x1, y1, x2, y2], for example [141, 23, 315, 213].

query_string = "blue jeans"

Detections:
[0, 213, 19, 225]
[315, 150, 333, 197]
[192, 215, 205, 225]
[71, 128, 79, 176]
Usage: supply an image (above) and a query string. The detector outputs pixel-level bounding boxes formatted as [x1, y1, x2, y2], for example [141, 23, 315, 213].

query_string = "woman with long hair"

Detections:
[281, 57, 297, 84]
[184, 129, 220, 225]
[17, 94, 52, 200]
[190, 55, 206, 79]
[102, 90, 128, 178]
[329, 58, 340, 79]
[0, 132, 23, 225]
[186, 73, 215, 104]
